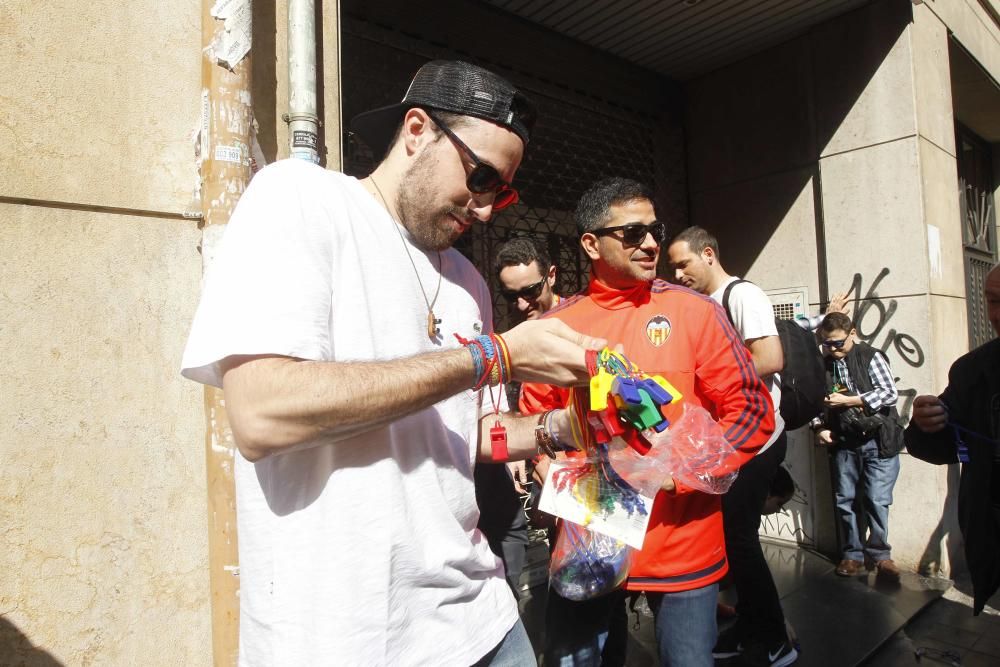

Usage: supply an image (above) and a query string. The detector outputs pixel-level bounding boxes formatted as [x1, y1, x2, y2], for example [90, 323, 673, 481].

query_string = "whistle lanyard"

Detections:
[949, 422, 999, 464]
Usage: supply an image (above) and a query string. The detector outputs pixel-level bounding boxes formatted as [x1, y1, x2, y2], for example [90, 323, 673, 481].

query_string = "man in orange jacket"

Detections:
[521, 177, 775, 667]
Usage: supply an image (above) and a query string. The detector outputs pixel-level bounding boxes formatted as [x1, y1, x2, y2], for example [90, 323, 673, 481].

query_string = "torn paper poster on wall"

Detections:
[250, 133, 267, 176]
[210, 0, 251, 69]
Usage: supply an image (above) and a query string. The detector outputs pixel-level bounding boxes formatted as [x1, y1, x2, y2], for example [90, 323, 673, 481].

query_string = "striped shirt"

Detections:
[832, 353, 898, 412]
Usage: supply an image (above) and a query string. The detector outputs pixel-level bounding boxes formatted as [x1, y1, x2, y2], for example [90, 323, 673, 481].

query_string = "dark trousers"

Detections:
[543, 589, 626, 666]
[474, 463, 528, 599]
[722, 431, 788, 645]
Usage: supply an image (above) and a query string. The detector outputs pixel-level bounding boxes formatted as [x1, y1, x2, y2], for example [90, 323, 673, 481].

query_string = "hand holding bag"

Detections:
[836, 404, 884, 438]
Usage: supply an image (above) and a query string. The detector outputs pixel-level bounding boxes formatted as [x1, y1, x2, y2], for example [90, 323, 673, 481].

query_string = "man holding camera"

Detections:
[810, 312, 904, 581]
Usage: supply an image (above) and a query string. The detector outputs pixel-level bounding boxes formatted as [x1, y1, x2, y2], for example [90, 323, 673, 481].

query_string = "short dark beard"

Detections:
[396, 144, 467, 251]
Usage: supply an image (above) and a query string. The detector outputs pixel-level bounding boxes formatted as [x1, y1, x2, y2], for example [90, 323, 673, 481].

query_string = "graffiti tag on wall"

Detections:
[845, 266, 924, 419]
[759, 466, 815, 544]
[763, 266, 928, 547]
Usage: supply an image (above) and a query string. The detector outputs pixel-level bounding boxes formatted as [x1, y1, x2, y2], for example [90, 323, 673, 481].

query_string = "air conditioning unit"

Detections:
[764, 286, 809, 321]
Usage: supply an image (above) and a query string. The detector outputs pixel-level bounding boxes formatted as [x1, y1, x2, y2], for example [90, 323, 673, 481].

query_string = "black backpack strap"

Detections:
[720, 279, 749, 328]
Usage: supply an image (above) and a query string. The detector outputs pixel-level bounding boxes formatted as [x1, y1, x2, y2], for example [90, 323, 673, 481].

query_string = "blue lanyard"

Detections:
[949, 422, 998, 463]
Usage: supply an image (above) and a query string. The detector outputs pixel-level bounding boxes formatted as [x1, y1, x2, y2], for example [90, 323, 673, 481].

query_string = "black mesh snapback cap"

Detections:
[350, 60, 537, 160]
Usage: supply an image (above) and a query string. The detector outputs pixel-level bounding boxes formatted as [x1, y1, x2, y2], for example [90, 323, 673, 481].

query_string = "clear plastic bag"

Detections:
[540, 442, 663, 550]
[551, 440, 670, 512]
[640, 403, 740, 495]
[544, 405, 739, 599]
[549, 520, 633, 601]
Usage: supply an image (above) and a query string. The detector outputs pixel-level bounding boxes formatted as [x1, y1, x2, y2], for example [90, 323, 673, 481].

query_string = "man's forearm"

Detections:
[477, 407, 571, 462]
[860, 387, 896, 412]
[905, 423, 959, 465]
[222, 350, 475, 460]
[863, 355, 898, 411]
[221, 318, 604, 461]
[477, 408, 550, 462]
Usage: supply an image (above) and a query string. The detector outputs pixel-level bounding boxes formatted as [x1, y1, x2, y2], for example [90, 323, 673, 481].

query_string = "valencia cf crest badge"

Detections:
[646, 315, 671, 347]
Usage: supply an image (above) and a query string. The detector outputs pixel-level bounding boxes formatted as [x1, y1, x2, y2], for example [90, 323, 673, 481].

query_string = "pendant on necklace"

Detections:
[427, 311, 441, 339]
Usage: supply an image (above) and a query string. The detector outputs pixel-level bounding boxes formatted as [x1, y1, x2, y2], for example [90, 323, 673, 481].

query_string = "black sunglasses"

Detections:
[425, 110, 519, 211]
[592, 221, 667, 246]
[501, 279, 546, 303]
[822, 338, 848, 349]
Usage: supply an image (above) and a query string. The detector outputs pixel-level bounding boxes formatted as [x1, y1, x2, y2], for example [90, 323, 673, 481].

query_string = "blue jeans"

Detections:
[646, 583, 718, 667]
[544, 585, 716, 667]
[832, 440, 901, 562]
[472, 619, 536, 667]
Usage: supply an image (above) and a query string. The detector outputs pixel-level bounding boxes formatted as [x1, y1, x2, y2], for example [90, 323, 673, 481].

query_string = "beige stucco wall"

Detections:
[0, 1, 210, 664]
[683, 0, 997, 576]
[0, 3, 201, 211]
[896, 0, 1000, 577]
[922, 0, 1000, 85]
[812, 3, 958, 572]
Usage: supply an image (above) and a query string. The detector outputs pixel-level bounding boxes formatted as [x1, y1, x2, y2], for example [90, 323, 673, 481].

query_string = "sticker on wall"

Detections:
[214, 145, 242, 164]
[293, 131, 318, 150]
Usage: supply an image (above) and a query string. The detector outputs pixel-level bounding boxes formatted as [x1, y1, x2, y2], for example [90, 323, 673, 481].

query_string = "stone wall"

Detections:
[0, 1, 211, 664]
[682, 0, 999, 576]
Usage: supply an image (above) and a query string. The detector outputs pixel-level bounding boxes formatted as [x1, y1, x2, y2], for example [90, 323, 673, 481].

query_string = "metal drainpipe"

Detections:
[287, 0, 320, 163]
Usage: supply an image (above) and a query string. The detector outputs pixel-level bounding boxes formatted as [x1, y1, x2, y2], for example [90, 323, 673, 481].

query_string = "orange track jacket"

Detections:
[520, 277, 775, 592]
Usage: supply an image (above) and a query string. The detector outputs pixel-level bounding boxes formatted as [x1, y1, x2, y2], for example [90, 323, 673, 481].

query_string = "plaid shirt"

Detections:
[832, 353, 898, 412]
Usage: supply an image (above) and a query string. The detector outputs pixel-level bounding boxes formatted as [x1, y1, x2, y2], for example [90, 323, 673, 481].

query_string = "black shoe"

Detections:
[739, 639, 798, 667]
[713, 624, 745, 659]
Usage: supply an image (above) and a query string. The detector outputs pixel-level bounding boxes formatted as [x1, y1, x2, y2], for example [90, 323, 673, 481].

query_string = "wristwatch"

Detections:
[534, 411, 557, 459]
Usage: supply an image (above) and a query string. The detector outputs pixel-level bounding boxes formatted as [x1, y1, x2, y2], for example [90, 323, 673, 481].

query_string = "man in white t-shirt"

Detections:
[181, 60, 604, 667]
[668, 226, 796, 667]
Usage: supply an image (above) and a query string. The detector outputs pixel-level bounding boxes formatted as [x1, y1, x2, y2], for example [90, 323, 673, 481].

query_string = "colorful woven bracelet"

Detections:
[493, 333, 511, 385]
[467, 339, 485, 380]
[456, 333, 493, 390]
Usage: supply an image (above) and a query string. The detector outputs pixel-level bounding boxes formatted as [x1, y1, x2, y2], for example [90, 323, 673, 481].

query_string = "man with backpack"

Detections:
[668, 226, 798, 667]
